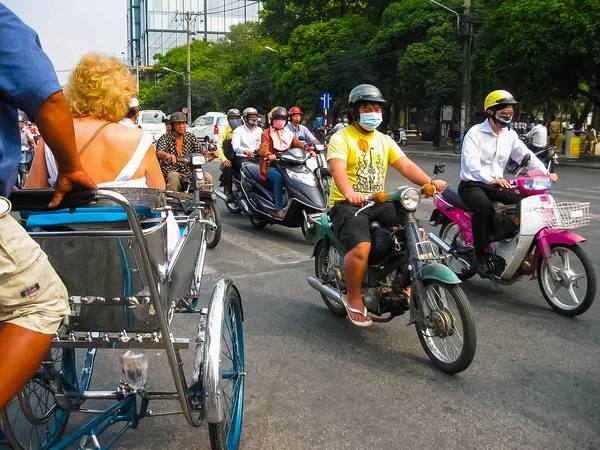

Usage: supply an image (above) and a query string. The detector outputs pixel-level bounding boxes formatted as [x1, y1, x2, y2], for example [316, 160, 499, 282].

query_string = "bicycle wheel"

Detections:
[207, 282, 245, 450]
[415, 280, 476, 374]
[0, 347, 93, 450]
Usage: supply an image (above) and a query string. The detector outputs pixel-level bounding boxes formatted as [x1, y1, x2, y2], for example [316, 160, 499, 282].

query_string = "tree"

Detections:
[473, 0, 600, 112]
[273, 14, 377, 118]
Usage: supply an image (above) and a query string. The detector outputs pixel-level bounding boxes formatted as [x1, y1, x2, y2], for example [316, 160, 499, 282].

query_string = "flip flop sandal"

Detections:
[341, 295, 373, 327]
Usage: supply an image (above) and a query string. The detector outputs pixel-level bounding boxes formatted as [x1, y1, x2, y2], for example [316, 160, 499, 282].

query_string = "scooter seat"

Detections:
[441, 186, 473, 211]
[442, 186, 508, 212]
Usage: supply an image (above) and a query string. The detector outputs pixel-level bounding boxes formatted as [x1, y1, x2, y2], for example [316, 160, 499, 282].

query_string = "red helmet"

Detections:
[289, 106, 303, 115]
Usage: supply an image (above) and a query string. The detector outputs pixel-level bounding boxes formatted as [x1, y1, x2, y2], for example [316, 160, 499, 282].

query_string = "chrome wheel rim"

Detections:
[541, 246, 588, 310]
[318, 245, 343, 307]
[441, 223, 469, 274]
[420, 284, 465, 364]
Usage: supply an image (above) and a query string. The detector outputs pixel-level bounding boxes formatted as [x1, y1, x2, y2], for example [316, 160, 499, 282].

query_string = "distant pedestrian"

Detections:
[584, 125, 597, 155]
[549, 115, 560, 145]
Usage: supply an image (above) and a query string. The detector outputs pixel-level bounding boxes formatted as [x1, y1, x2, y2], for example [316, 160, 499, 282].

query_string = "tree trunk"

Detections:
[575, 100, 594, 130]
[432, 105, 441, 148]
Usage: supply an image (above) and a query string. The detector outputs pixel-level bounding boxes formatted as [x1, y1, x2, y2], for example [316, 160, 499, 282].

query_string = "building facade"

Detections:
[127, 0, 261, 65]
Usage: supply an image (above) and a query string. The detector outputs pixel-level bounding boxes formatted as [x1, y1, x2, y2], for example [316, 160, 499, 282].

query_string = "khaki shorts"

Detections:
[0, 198, 69, 334]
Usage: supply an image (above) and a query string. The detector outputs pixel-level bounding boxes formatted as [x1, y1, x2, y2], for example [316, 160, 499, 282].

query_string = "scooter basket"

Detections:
[530, 202, 590, 230]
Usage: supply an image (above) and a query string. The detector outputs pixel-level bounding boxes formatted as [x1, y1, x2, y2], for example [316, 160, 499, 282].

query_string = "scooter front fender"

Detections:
[531, 228, 585, 278]
[419, 263, 461, 285]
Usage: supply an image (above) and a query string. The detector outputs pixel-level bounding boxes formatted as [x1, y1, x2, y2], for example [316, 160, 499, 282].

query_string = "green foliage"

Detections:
[273, 14, 377, 117]
[473, 0, 600, 107]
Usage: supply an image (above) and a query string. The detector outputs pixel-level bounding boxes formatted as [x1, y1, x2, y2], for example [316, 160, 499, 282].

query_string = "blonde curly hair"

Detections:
[65, 53, 136, 122]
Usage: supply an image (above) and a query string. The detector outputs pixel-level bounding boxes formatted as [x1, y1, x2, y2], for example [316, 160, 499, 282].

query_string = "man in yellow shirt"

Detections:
[216, 108, 243, 200]
[549, 115, 560, 146]
[328, 84, 447, 327]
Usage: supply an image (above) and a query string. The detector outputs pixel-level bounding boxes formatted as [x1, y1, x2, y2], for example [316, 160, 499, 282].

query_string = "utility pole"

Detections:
[135, 57, 140, 94]
[177, 11, 201, 124]
[461, 0, 472, 134]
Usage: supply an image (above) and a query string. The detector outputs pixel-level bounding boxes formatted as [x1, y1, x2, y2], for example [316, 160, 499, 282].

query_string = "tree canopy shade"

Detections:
[473, 0, 600, 108]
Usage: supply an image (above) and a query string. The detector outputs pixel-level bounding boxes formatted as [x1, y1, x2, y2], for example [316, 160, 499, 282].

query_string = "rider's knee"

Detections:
[348, 241, 371, 260]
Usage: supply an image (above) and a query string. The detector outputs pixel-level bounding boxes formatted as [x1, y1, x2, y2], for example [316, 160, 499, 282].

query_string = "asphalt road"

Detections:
[22, 157, 600, 449]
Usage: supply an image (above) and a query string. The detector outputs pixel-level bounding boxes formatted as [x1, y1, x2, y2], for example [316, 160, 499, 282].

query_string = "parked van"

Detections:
[137, 110, 166, 141]
[189, 112, 227, 142]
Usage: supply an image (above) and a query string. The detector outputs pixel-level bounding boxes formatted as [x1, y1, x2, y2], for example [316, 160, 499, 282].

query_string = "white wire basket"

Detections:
[530, 202, 591, 230]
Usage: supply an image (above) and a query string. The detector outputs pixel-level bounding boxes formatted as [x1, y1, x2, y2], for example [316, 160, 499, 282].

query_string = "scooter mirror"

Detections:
[434, 163, 445, 175]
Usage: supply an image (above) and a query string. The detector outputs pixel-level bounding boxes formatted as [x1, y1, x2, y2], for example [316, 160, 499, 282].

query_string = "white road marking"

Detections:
[221, 223, 310, 265]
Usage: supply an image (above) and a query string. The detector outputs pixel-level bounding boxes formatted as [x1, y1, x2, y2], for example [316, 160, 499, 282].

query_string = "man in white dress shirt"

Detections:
[119, 97, 139, 128]
[230, 107, 262, 175]
[459, 90, 557, 276]
[525, 117, 548, 150]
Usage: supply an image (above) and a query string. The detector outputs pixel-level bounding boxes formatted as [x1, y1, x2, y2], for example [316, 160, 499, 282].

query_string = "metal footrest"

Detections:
[51, 335, 189, 350]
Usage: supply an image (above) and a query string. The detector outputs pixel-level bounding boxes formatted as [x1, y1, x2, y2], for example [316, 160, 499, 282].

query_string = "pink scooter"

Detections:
[428, 164, 595, 316]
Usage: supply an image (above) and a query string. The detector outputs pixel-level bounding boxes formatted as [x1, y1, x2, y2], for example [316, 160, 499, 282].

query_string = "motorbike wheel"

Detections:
[415, 280, 476, 374]
[505, 158, 519, 174]
[314, 241, 346, 317]
[224, 186, 242, 214]
[204, 201, 222, 249]
[537, 244, 596, 316]
[301, 220, 315, 245]
[452, 140, 461, 154]
[249, 215, 267, 230]
[439, 222, 475, 281]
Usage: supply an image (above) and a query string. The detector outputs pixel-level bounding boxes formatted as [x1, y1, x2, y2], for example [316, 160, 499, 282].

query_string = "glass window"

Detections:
[217, 116, 228, 126]
[141, 112, 165, 124]
[205, 117, 214, 125]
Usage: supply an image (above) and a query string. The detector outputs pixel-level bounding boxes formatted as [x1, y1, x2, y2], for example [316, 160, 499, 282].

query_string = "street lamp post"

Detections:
[427, 0, 472, 134]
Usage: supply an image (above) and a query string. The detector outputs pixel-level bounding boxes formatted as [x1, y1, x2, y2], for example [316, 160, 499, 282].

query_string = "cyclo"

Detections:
[0, 187, 245, 450]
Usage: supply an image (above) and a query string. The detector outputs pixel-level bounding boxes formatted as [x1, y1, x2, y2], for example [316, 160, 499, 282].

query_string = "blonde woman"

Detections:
[27, 53, 165, 189]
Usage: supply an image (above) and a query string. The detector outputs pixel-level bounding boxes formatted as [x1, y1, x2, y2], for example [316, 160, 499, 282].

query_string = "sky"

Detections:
[3, 0, 126, 85]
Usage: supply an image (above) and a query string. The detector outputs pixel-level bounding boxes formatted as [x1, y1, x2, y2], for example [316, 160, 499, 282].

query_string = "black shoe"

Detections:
[476, 258, 493, 278]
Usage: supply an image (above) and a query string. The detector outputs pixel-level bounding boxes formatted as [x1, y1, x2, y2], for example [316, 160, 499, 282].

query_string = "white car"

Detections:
[137, 110, 166, 141]
[190, 112, 228, 143]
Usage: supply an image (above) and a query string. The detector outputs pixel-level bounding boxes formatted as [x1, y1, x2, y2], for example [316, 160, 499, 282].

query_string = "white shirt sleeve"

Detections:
[461, 130, 494, 183]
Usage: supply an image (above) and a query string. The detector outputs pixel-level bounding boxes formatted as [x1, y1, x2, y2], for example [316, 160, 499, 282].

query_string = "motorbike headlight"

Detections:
[286, 169, 317, 187]
[400, 187, 421, 210]
[191, 155, 206, 166]
[522, 177, 552, 191]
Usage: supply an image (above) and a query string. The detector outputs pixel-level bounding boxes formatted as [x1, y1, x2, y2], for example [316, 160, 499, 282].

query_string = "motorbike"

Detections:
[305, 141, 331, 197]
[226, 147, 328, 244]
[17, 144, 34, 188]
[399, 128, 408, 146]
[506, 142, 558, 174]
[171, 152, 222, 249]
[306, 166, 477, 374]
[429, 158, 596, 316]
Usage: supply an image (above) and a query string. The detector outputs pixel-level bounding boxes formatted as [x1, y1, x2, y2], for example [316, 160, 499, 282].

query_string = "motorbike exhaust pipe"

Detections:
[427, 232, 452, 253]
[306, 276, 342, 303]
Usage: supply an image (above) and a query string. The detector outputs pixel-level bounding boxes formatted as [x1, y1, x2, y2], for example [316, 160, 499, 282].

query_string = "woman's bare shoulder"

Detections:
[103, 123, 144, 148]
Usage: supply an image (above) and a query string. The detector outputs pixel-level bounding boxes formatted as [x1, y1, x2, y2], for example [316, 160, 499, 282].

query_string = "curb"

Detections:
[405, 151, 600, 171]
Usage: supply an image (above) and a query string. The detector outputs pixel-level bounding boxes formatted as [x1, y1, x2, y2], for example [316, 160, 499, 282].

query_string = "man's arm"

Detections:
[461, 132, 494, 183]
[304, 126, 319, 144]
[231, 129, 246, 156]
[34, 91, 96, 206]
[329, 158, 363, 204]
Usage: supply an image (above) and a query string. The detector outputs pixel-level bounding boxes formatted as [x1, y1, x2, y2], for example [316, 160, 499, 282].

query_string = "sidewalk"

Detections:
[402, 140, 600, 171]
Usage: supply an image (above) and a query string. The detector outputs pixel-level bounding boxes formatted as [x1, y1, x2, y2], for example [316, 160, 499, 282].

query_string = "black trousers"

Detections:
[458, 181, 521, 251]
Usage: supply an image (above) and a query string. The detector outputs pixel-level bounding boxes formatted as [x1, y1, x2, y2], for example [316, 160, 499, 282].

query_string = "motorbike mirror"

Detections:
[520, 154, 531, 168]
[298, 136, 306, 142]
[434, 163, 445, 175]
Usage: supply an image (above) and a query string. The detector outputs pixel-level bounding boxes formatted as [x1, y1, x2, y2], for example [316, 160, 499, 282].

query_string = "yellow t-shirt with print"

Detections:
[327, 125, 405, 207]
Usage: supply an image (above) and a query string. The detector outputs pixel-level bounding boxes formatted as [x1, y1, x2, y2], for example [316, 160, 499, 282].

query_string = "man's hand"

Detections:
[244, 150, 255, 157]
[489, 178, 511, 189]
[223, 159, 232, 167]
[166, 153, 177, 164]
[268, 154, 277, 161]
[432, 179, 447, 192]
[50, 169, 97, 208]
[309, 151, 316, 158]
[345, 192, 365, 205]
[550, 173, 558, 182]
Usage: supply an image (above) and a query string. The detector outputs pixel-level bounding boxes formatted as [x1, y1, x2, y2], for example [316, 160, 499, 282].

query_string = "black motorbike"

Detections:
[171, 153, 221, 249]
[227, 147, 328, 244]
[505, 144, 557, 174]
